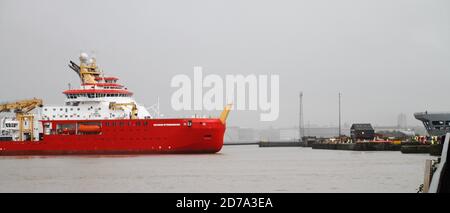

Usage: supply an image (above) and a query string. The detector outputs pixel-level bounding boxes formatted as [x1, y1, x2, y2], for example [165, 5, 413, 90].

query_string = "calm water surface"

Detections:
[0, 146, 435, 192]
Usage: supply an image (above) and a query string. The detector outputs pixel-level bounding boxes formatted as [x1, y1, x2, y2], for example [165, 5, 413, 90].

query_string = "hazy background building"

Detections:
[397, 113, 408, 130]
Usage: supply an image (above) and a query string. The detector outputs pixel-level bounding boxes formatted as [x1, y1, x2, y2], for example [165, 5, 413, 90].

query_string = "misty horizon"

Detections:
[1, 0, 449, 129]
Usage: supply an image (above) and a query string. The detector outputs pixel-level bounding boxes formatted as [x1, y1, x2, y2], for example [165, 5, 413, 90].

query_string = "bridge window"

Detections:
[432, 121, 445, 125]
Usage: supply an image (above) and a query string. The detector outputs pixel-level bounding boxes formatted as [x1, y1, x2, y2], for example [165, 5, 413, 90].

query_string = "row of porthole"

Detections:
[104, 121, 149, 127]
[44, 107, 102, 112]
[50, 115, 81, 118]
[66, 94, 131, 99]
[4, 124, 18, 128]
[432, 126, 450, 130]
[45, 108, 81, 111]
[59, 137, 167, 141]
[104, 128, 152, 132]
[54, 143, 172, 150]
[47, 113, 113, 119]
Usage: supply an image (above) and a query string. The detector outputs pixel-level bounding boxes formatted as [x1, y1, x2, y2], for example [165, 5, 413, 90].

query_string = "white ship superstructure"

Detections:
[41, 53, 151, 121]
[1, 53, 151, 141]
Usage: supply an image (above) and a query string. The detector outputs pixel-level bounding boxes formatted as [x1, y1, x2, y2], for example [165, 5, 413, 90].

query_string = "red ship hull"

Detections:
[0, 118, 225, 156]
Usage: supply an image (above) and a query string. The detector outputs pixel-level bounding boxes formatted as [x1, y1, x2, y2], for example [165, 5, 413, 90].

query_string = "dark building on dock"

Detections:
[350, 123, 375, 141]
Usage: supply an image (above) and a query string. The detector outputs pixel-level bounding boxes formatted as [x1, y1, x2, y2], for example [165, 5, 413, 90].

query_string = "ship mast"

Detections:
[78, 53, 101, 84]
[68, 52, 101, 84]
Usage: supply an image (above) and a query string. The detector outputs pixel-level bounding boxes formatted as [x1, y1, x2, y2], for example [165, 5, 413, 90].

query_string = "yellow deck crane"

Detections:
[0, 98, 43, 141]
[109, 102, 138, 119]
[219, 104, 232, 124]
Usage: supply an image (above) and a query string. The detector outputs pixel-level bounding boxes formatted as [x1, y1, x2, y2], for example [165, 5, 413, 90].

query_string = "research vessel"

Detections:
[0, 53, 230, 155]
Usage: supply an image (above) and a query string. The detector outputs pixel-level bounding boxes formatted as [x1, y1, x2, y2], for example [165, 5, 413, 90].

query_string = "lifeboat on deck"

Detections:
[78, 124, 101, 133]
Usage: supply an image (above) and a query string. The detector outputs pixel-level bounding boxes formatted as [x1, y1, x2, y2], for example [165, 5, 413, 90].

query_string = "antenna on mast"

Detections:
[146, 96, 163, 118]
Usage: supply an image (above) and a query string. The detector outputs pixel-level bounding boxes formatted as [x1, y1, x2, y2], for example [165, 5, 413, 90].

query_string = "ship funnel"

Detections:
[219, 104, 232, 124]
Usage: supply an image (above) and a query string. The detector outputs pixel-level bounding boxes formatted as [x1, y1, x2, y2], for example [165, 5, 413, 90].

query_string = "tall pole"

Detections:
[338, 92, 341, 138]
[299, 92, 304, 142]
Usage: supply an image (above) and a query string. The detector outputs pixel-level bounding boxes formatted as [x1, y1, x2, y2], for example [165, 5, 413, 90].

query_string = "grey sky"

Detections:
[0, 0, 449, 128]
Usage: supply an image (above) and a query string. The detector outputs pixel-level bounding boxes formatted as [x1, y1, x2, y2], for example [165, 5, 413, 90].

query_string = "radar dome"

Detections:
[79, 52, 89, 63]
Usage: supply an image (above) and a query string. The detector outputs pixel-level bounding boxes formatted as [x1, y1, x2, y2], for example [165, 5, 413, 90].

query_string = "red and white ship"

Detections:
[0, 53, 230, 155]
